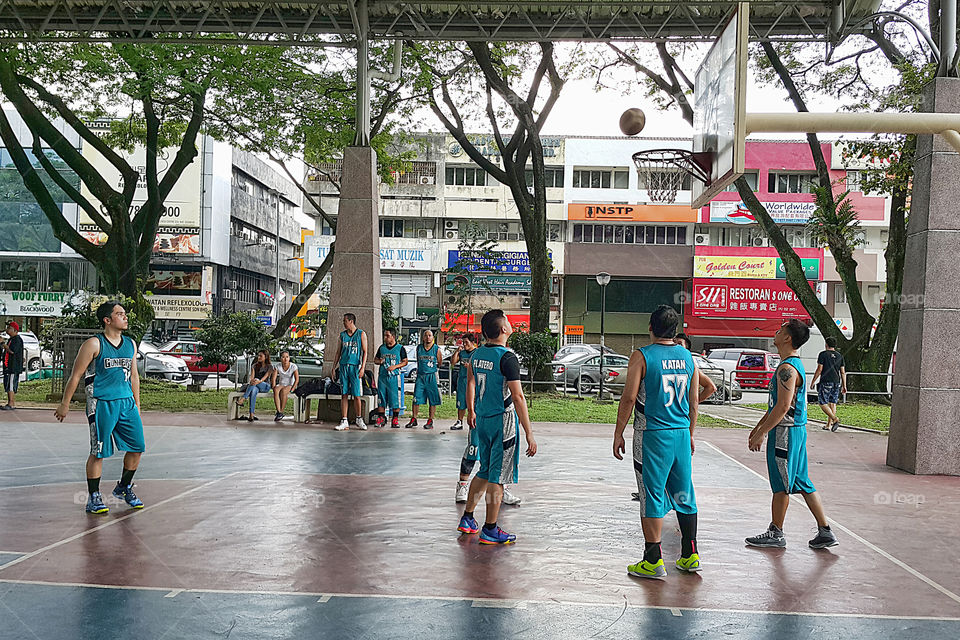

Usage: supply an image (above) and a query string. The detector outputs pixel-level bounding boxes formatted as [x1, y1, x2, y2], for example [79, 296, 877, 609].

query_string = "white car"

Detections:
[2, 330, 47, 373]
[137, 342, 190, 382]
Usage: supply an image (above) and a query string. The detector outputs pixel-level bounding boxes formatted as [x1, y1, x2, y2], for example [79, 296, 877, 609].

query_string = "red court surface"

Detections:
[1, 409, 958, 639]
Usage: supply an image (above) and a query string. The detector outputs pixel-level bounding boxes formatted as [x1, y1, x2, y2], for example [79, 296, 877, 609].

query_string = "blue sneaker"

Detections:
[112, 483, 144, 509]
[479, 526, 516, 545]
[85, 491, 109, 514]
[458, 514, 479, 534]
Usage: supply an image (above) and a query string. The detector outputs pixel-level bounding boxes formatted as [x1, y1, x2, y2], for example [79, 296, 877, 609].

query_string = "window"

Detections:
[445, 165, 487, 186]
[835, 286, 847, 304]
[307, 161, 343, 183]
[572, 168, 629, 189]
[572, 224, 687, 245]
[379, 219, 404, 238]
[586, 279, 682, 313]
[844, 170, 861, 192]
[637, 169, 692, 192]
[468, 220, 524, 241]
[547, 223, 562, 242]
[784, 227, 812, 248]
[524, 166, 565, 188]
[721, 171, 759, 192]
[391, 161, 438, 185]
[768, 172, 818, 194]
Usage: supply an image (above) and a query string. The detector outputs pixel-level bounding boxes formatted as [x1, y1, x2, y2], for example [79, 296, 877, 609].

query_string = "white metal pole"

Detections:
[942, 0, 958, 77]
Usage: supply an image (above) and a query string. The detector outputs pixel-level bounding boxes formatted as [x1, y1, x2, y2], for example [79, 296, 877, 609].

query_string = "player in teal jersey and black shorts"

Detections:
[450, 332, 477, 431]
[404, 329, 443, 430]
[613, 305, 701, 579]
[55, 301, 145, 515]
[332, 313, 368, 431]
[457, 310, 537, 545]
[372, 328, 407, 428]
[746, 319, 838, 550]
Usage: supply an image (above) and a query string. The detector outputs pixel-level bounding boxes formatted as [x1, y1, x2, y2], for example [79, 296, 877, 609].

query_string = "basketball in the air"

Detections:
[619, 108, 646, 136]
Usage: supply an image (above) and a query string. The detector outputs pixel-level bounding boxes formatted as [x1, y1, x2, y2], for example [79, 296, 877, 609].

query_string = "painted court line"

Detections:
[670, 608, 682, 617]
[472, 599, 528, 609]
[317, 595, 331, 603]
[0, 472, 241, 573]
[701, 440, 960, 608]
[0, 449, 219, 474]
[2, 578, 960, 622]
[164, 590, 183, 598]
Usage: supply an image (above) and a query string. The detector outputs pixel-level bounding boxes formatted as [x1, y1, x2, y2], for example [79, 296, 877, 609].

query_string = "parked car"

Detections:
[2, 330, 47, 373]
[703, 348, 748, 378]
[553, 351, 629, 395]
[158, 340, 231, 384]
[226, 346, 325, 384]
[402, 344, 455, 393]
[735, 351, 781, 389]
[694, 355, 742, 403]
[138, 342, 190, 382]
[553, 343, 616, 361]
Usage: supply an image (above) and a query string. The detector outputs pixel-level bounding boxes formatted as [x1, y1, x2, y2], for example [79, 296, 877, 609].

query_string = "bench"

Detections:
[226, 391, 293, 420]
[295, 394, 377, 423]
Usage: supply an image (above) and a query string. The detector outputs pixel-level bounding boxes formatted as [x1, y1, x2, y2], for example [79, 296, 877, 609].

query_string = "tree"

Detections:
[0, 43, 290, 320]
[410, 41, 567, 334]
[507, 328, 558, 398]
[381, 294, 399, 335]
[594, 22, 929, 394]
[195, 312, 271, 390]
[203, 42, 422, 338]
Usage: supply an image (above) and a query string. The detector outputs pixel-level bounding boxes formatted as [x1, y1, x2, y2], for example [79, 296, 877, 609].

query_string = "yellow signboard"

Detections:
[693, 256, 776, 279]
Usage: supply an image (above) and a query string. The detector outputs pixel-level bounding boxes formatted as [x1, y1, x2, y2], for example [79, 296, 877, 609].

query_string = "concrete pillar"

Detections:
[323, 146, 382, 377]
[886, 77, 960, 475]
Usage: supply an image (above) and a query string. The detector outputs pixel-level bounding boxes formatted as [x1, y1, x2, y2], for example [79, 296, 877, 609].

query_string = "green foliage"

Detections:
[39, 294, 151, 350]
[807, 185, 864, 255]
[507, 329, 558, 389]
[443, 221, 504, 330]
[194, 312, 271, 370]
[381, 294, 399, 335]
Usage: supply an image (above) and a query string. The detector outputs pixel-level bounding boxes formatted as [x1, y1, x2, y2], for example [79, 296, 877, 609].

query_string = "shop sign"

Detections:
[567, 203, 696, 223]
[0, 291, 81, 317]
[691, 279, 814, 320]
[710, 200, 817, 225]
[150, 296, 212, 320]
[564, 325, 584, 336]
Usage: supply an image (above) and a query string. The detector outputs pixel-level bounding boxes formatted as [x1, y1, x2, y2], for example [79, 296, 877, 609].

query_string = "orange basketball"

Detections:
[619, 108, 646, 136]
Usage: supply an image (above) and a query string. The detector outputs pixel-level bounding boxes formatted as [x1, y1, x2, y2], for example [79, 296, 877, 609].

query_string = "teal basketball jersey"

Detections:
[457, 347, 475, 377]
[470, 345, 514, 419]
[417, 343, 439, 375]
[340, 329, 363, 366]
[86, 334, 135, 401]
[378, 343, 405, 379]
[639, 343, 695, 430]
[769, 356, 807, 427]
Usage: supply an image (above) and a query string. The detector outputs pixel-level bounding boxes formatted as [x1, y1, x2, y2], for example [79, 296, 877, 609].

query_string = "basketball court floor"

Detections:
[1, 410, 958, 639]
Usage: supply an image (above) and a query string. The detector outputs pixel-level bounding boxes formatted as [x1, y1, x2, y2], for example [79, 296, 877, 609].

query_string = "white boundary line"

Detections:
[0, 577, 959, 622]
[700, 440, 960, 607]
[0, 449, 219, 474]
[0, 472, 240, 572]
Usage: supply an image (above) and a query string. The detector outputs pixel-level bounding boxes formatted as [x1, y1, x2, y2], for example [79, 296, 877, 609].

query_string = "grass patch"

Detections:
[744, 402, 890, 431]
[13, 380, 746, 428]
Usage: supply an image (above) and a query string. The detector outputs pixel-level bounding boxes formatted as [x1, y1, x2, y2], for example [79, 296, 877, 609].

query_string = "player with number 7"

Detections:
[613, 305, 701, 579]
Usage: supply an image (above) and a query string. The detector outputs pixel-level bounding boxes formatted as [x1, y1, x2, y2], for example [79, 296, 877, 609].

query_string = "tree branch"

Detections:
[272, 243, 335, 338]
[29, 130, 109, 231]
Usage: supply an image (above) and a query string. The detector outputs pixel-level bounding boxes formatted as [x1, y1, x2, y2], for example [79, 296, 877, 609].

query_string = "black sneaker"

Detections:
[808, 526, 838, 549]
[424, 420, 434, 430]
[830, 420, 840, 432]
[404, 418, 417, 429]
[274, 412, 283, 422]
[745, 523, 786, 548]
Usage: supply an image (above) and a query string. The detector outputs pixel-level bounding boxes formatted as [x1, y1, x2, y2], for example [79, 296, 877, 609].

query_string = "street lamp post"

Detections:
[596, 272, 611, 400]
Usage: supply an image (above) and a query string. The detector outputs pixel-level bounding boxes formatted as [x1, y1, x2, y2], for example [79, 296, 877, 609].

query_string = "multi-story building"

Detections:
[303, 135, 891, 354]
[0, 110, 305, 337]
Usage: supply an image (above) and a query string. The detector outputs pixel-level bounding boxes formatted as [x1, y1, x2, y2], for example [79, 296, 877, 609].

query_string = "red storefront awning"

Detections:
[683, 316, 784, 338]
[443, 313, 531, 333]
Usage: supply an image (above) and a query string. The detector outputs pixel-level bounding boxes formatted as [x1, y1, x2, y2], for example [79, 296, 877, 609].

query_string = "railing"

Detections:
[724, 369, 895, 405]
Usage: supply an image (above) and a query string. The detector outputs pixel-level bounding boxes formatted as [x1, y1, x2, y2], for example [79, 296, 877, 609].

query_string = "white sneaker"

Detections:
[452, 420, 463, 430]
[455, 481, 469, 503]
[354, 418, 367, 431]
[502, 488, 522, 506]
[335, 419, 349, 431]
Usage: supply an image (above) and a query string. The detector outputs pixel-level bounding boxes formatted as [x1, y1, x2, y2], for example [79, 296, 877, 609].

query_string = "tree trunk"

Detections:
[526, 237, 551, 334]
[271, 243, 335, 339]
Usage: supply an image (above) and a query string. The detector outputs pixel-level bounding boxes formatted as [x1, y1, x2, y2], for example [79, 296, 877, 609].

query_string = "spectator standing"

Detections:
[810, 337, 847, 432]
[2, 320, 24, 410]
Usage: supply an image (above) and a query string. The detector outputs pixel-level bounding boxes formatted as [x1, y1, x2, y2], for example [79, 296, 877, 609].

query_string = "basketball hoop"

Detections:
[632, 149, 712, 204]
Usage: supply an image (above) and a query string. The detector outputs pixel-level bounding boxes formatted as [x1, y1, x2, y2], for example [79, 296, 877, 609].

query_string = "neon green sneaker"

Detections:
[627, 559, 667, 579]
[675, 553, 701, 573]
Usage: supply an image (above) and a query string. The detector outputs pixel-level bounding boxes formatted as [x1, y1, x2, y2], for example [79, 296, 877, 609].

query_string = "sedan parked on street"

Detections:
[553, 352, 629, 395]
[695, 354, 742, 403]
[137, 342, 190, 382]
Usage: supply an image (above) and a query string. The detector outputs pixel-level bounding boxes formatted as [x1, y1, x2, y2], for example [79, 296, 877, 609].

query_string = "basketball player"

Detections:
[613, 305, 701, 578]
[745, 319, 838, 550]
[55, 301, 144, 515]
[372, 329, 407, 428]
[332, 313, 367, 431]
[457, 310, 536, 545]
[404, 329, 442, 429]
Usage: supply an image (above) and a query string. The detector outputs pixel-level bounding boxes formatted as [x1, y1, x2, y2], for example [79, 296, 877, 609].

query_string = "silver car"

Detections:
[694, 354, 742, 403]
[137, 342, 190, 382]
[553, 352, 630, 395]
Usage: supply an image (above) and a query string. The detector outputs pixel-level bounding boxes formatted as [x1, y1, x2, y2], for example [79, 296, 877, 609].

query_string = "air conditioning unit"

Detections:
[447, 296, 457, 304]
[417, 229, 434, 239]
[419, 175, 435, 185]
[507, 233, 520, 241]
[752, 237, 768, 247]
[221, 289, 234, 300]
[444, 220, 459, 231]
[694, 234, 710, 246]
[521, 297, 531, 308]
[444, 230, 459, 240]
[230, 280, 238, 290]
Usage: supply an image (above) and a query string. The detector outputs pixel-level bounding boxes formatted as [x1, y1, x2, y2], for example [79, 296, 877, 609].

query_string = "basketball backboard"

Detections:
[690, 2, 749, 209]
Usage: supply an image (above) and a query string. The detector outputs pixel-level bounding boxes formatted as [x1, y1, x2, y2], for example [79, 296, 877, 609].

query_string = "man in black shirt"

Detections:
[2, 320, 24, 410]
[810, 336, 846, 431]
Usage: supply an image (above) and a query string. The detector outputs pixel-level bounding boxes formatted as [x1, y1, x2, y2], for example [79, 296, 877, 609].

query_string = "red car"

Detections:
[735, 351, 781, 389]
[159, 340, 228, 384]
